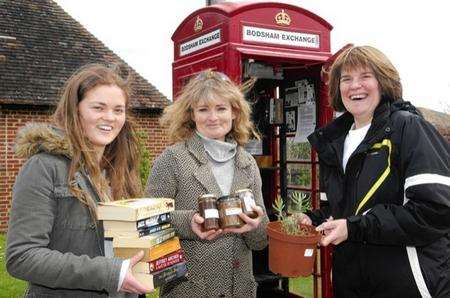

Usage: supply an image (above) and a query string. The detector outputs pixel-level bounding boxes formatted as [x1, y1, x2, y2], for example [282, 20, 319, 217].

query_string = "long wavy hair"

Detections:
[161, 69, 258, 145]
[53, 63, 142, 214]
[328, 45, 403, 111]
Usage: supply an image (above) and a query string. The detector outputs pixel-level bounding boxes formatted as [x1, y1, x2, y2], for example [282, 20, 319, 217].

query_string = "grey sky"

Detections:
[54, 0, 449, 111]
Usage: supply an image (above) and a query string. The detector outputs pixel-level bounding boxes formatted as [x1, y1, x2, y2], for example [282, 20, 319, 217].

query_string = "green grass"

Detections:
[0, 234, 27, 297]
[290, 276, 314, 298]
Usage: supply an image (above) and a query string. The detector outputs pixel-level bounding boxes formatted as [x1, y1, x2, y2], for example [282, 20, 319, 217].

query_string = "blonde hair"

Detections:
[53, 63, 142, 213]
[328, 45, 402, 111]
[160, 69, 258, 145]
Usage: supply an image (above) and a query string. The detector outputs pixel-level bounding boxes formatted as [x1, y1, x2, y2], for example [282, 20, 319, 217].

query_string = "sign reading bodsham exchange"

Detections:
[180, 29, 221, 56]
[243, 26, 319, 49]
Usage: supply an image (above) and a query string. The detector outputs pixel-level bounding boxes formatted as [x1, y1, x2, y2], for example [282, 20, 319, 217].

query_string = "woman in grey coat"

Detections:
[6, 64, 152, 297]
[146, 70, 269, 297]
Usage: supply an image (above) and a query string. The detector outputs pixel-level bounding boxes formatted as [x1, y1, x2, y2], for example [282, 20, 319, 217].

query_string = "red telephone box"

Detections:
[172, 2, 347, 297]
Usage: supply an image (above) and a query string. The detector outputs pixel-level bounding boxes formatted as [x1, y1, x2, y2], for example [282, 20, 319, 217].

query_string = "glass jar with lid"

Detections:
[197, 194, 220, 230]
[234, 188, 257, 219]
[217, 195, 244, 228]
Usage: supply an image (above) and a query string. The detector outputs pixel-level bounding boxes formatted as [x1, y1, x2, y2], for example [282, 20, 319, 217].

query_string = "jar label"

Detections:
[243, 194, 256, 210]
[225, 207, 242, 216]
[304, 249, 314, 257]
[204, 209, 219, 219]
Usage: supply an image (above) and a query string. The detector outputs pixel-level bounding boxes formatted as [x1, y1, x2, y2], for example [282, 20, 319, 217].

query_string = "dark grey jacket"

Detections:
[146, 134, 269, 298]
[6, 124, 123, 297]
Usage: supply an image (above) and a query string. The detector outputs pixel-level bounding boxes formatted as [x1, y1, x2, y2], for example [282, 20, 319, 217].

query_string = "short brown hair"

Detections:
[328, 45, 402, 111]
[160, 69, 258, 145]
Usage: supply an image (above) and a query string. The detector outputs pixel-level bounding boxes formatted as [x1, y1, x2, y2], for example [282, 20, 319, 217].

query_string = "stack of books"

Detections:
[98, 198, 187, 290]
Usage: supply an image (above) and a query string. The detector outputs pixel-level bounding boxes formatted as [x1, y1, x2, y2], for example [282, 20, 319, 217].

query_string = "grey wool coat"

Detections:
[6, 124, 124, 297]
[146, 133, 269, 298]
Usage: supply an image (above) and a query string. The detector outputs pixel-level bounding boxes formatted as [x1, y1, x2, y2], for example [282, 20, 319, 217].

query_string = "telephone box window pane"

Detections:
[287, 164, 311, 188]
[287, 137, 311, 161]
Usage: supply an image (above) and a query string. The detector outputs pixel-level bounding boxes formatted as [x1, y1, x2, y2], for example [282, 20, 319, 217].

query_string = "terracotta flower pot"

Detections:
[266, 221, 321, 277]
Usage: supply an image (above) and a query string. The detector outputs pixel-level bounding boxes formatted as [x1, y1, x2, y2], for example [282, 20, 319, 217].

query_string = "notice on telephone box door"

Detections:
[294, 102, 316, 143]
[283, 80, 316, 143]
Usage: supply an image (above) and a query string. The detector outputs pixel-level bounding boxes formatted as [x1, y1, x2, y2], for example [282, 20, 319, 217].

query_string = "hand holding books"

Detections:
[120, 251, 154, 294]
[98, 198, 187, 292]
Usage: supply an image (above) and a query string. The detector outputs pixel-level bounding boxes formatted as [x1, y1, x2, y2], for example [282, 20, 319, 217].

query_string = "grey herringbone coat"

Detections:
[146, 134, 269, 298]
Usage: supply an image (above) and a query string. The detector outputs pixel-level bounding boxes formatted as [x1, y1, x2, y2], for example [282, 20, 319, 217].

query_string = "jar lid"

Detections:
[234, 188, 252, 194]
[198, 194, 217, 202]
[218, 195, 230, 201]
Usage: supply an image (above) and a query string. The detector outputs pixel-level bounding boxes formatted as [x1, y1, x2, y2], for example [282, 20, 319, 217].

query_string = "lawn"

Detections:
[1, 234, 312, 297]
[0, 234, 27, 297]
[290, 275, 313, 297]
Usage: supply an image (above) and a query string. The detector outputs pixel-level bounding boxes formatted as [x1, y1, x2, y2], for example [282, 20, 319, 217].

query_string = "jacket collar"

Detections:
[321, 101, 391, 142]
[308, 101, 394, 167]
[15, 123, 72, 159]
[195, 131, 237, 162]
[186, 133, 253, 169]
[186, 133, 253, 196]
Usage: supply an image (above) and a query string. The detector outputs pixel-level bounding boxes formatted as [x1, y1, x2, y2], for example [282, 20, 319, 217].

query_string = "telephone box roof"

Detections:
[173, 1, 332, 39]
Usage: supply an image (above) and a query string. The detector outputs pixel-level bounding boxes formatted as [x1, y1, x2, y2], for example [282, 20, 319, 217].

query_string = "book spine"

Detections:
[138, 223, 172, 237]
[148, 229, 176, 246]
[149, 250, 185, 273]
[136, 200, 175, 220]
[149, 237, 181, 261]
[136, 213, 172, 230]
[152, 262, 188, 288]
[114, 237, 181, 262]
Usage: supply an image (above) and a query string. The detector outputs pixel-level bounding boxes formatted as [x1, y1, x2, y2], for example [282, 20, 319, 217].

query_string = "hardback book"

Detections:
[103, 212, 172, 231]
[133, 249, 185, 274]
[104, 223, 172, 239]
[97, 198, 175, 221]
[113, 236, 181, 262]
[113, 227, 175, 248]
[133, 261, 188, 290]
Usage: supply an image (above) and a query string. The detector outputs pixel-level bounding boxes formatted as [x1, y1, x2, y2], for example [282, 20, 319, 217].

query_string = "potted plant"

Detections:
[266, 191, 321, 277]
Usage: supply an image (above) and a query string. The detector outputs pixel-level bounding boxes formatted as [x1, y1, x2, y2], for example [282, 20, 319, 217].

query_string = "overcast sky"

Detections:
[54, 0, 449, 111]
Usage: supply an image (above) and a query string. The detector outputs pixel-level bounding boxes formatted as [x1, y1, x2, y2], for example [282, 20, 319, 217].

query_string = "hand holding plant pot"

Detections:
[316, 218, 348, 246]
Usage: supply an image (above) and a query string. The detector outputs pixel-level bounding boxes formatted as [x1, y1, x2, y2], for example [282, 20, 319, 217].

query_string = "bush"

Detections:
[135, 130, 152, 188]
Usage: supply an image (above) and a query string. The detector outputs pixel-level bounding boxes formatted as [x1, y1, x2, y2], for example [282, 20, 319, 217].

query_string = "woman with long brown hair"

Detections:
[6, 63, 153, 297]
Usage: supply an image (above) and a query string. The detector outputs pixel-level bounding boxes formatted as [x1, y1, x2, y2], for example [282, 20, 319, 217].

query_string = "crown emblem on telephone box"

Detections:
[194, 16, 203, 32]
[275, 9, 291, 26]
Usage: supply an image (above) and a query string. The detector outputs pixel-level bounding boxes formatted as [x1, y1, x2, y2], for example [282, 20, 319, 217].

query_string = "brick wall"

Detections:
[0, 105, 168, 232]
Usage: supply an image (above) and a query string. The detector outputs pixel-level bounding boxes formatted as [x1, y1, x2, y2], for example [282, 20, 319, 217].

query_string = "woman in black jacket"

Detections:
[304, 46, 449, 297]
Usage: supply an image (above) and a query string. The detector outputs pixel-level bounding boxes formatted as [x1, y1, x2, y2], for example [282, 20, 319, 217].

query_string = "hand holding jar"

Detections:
[222, 205, 265, 234]
[190, 213, 223, 241]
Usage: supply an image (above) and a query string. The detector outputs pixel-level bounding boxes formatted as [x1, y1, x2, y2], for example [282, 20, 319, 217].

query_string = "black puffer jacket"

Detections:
[308, 101, 450, 298]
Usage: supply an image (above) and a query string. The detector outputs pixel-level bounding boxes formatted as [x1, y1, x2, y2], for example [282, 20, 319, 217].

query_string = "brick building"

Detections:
[0, 0, 170, 232]
[417, 107, 450, 140]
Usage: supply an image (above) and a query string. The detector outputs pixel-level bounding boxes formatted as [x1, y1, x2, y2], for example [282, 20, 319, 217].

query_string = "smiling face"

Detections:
[192, 97, 236, 141]
[340, 66, 381, 128]
[78, 84, 126, 157]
